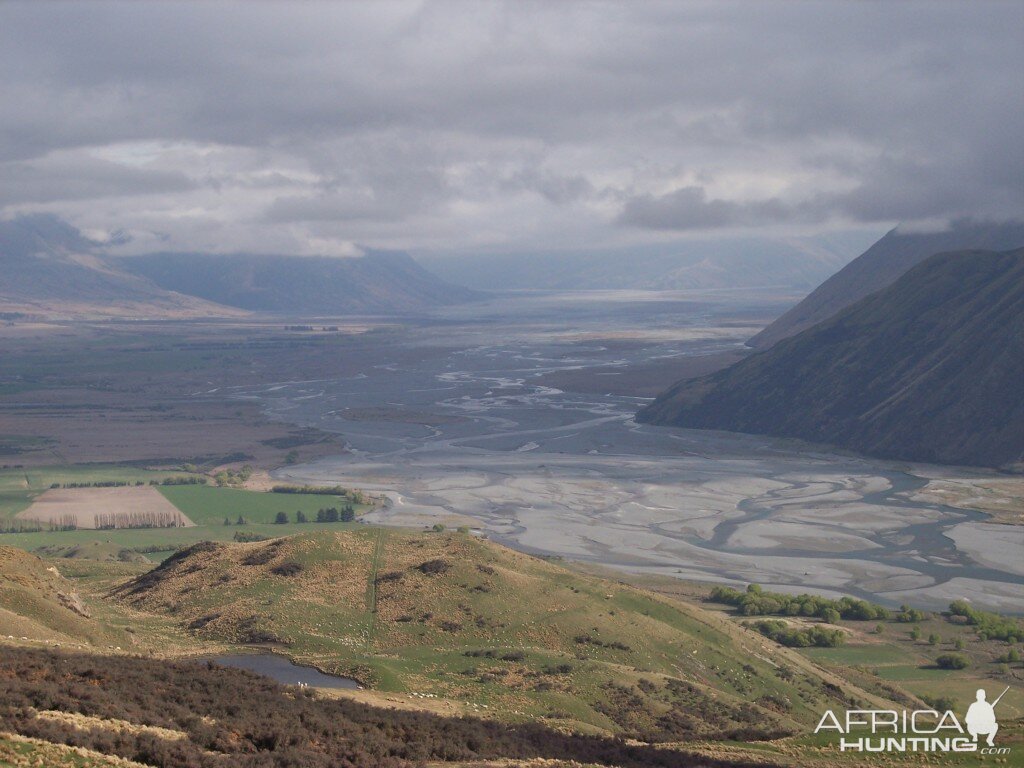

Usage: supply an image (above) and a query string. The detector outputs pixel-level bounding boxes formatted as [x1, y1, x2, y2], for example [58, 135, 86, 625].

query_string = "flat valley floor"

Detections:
[234, 290, 1022, 612]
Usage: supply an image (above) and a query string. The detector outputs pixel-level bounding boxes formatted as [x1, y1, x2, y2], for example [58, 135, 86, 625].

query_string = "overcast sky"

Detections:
[0, 1, 1020, 257]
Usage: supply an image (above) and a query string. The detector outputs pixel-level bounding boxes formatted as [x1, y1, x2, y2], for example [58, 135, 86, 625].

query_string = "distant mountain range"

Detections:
[121, 250, 479, 315]
[0, 214, 231, 318]
[748, 219, 1024, 349]
[639, 248, 1024, 469]
[418, 231, 881, 291]
[0, 214, 477, 318]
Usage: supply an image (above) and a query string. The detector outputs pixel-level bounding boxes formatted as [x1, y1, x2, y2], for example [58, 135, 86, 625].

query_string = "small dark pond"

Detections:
[210, 654, 360, 689]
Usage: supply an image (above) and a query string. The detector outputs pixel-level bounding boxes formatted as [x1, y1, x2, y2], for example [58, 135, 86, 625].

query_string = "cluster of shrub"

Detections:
[214, 466, 252, 487]
[272, 484, 357, 499]
[0, 647, 760, 768]
[894, 604, 927, 622]
[710, 584, 889, 622]
[934, 653, 970, 670]
[948, 600, 1024, 642]
[232, 531, 269, 543]
[159, 476, 207, 486]
[747, 619, 846, 648]
[417, 558, 452, 575]
[574, 634, 632, 652]
[464, 649, 527, 662]
[592, 678, 790, 745]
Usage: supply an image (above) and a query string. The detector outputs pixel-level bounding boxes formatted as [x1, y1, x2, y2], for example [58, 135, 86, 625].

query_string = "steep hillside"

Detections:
[121, 250, 479, 314]
[111, 530, 889, 739]
[640, 249, 1024, 468]
[749, 219, 1024, 349]
[0, 214, 236, 319]
[0, 546, 116, 645]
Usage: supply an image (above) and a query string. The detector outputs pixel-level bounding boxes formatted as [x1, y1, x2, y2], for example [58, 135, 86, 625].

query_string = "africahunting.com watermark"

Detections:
[815, 686, 1011, 755]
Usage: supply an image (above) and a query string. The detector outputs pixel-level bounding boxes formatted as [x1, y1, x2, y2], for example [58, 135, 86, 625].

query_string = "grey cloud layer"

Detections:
[0, 1, 1020, 254]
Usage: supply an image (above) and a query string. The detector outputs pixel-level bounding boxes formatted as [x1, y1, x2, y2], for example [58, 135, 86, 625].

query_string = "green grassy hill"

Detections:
[0, 546, 122, 647]
[112, 529, 894, 740]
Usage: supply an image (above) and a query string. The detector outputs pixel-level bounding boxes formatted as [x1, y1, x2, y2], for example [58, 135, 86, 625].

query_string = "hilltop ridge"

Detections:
[748, 219, 1024, 349]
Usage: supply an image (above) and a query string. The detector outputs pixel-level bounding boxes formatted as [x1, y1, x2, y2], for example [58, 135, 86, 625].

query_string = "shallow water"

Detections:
[210, 654, 360, 689]
[232, 290, 1022, 612]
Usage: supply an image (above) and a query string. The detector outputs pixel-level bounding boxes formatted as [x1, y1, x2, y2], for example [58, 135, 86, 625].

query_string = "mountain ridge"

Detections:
[748, 219, 1024, 349]
[120, 249, 480, 315]
[0, 214, 478, 318]
[639, 248, 1024, 469]
[0, 214, 236, 319]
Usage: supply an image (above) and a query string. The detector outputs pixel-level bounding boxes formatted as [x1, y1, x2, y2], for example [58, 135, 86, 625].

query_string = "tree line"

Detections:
[710, 584, 889, 623]
[272, 506, 356, 524]
[271, 484, 363, 503]
[94, 510, 187, 530]
[1, 515, 77, 533]
[51, 476, 206, 489]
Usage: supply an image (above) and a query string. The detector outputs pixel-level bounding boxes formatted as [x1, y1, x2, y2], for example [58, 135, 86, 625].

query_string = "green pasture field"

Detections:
[0, 521, 364, 560]
[802, 635, 1024, 721]
[0, 464, 207, 520]
[157, 485, 366, 526]
[0, 464, 370, 558]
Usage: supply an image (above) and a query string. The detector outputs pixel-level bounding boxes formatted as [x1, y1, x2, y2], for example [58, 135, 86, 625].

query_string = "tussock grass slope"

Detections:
[0, 546, 118, 646]
[112, 530, 891, 739]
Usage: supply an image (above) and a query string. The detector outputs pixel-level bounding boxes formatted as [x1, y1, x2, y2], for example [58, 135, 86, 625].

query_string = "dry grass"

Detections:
[33, 710, 188, 742]
[0, 732, 150, 768]
[19, 487, 193, 529]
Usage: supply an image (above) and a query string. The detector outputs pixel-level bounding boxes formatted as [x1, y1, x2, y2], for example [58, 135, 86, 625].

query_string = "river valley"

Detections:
[230, 290, 1022, 612]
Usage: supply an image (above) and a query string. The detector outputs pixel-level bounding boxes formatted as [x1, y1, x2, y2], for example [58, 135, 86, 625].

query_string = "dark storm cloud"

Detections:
[0, 1, 1020, 253]
[619, 187, 805, 230]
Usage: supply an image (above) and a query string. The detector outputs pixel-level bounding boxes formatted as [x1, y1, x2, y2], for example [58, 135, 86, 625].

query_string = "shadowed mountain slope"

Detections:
[1, 214, 477, 317]
[749, 220, 1024, 349]
[0, 214, 234, 318]
[121, 249, 479, 314]
[640, 249, 1024, 469]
